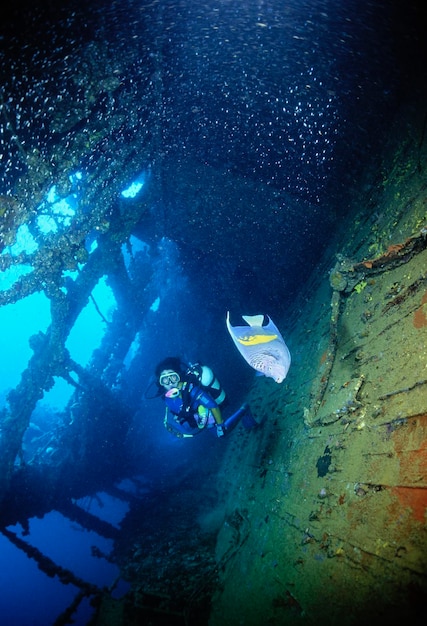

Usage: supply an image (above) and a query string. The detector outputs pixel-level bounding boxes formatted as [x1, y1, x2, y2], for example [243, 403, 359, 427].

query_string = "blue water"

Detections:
[0, 495, 130, 625]
[0, 533, 82, 626]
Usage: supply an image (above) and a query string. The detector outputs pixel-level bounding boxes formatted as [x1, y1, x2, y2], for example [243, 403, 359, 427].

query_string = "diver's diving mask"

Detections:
[159, 371, 180, 387]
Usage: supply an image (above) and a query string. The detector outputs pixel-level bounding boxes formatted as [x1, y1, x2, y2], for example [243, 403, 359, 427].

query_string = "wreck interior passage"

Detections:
[0, 0, 426, 624]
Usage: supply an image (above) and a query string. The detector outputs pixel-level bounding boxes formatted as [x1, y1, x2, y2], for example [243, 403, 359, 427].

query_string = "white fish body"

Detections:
[226, 312, 291, 383]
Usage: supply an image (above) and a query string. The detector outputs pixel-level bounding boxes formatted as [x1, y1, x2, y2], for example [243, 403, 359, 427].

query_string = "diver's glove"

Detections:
[216, 424, 225, 438]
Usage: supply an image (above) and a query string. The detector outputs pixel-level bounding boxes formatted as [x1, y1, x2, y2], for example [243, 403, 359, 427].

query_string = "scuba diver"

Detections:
[149, 356, 257, 439]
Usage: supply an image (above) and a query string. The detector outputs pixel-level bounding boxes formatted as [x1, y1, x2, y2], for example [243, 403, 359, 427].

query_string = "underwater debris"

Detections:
[272, 590, 302, 613]
[354, 227, 427, 271]
[354, 484, 367, 497]
[382, 275, 427, 314]
[303, 292, 342, 426]
[329, 268, 348, 292]
[354, 482, 384, 496]
[308, 374, 365, 428]
[378, 379, 427, 400]
[330, 227, 427, 297]
[305, 227, 427, 428]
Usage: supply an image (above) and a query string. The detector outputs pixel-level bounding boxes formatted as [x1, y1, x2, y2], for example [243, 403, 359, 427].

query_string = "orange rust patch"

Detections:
[390, 417, 427, 522]
[390, 486, 427, 523]
[360, 242, 406, 269]
[391, 418, 427, 478]
[320, 350, 328, 364]
[384, 242, 405, 256]
[413, 291, 427, 328]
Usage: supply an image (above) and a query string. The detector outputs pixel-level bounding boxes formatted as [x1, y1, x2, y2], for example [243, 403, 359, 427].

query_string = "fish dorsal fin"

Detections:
[242, 314, 265, 327]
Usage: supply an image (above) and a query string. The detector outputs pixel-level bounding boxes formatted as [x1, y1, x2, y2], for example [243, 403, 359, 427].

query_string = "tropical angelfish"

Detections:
[226, 312, 291, 383]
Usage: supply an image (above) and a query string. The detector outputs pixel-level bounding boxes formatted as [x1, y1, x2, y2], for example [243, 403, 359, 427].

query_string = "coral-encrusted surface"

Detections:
[209, 104, 427, 625]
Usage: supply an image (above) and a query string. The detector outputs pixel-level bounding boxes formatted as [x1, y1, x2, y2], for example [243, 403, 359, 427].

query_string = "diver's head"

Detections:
[143, 357, 184, 400]
[158, 369, 181, 391]
[155, 357, 184, 392]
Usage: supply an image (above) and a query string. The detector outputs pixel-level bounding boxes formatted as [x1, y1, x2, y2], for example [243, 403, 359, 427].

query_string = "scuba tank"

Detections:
[187, 363, 226, 405]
